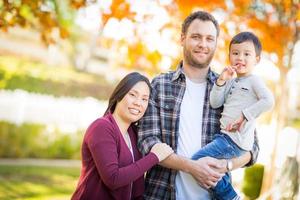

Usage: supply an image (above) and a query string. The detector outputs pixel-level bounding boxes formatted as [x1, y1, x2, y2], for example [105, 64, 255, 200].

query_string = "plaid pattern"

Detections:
[138, 63, 259, 200]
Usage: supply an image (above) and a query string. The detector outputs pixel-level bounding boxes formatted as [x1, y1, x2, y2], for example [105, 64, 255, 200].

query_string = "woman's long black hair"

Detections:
[104, 72, 151, 115]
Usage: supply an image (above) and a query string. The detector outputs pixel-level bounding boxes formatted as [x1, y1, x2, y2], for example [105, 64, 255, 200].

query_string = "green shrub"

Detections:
[0, 121, 83, 159]
[242, 164, 265, 200]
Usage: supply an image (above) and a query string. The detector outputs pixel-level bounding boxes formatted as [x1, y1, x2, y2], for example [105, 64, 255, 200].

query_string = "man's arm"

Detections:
[137, 78, 162, 155]
[223, 130, 259, 171]
[245, 130, 259, 167]
[230, 152, 251, 170]
[160, 153, 225, 189]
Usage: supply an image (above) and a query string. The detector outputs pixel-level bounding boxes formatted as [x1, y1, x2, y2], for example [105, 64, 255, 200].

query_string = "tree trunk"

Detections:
[261, 67, 288, 199]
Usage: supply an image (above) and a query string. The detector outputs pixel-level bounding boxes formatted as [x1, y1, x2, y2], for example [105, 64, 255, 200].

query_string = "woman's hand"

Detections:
[150, 143, 174, 162]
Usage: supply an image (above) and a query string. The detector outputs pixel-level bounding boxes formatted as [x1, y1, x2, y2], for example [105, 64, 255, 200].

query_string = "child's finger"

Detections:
[226, 124, 232, 131]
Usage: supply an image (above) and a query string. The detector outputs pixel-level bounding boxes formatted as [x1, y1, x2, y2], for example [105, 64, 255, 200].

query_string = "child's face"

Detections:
[229, 41, 260, 77]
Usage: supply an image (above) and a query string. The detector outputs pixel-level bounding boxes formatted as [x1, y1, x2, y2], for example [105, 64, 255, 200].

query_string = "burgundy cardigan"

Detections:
[71, 113, 158, 200]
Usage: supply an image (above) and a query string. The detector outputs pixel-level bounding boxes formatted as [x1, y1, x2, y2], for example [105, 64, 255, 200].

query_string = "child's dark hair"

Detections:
[229, 32, 262, 56]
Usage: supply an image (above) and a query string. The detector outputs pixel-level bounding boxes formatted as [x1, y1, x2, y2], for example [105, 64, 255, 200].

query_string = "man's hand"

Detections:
[187, 157, 226, 189]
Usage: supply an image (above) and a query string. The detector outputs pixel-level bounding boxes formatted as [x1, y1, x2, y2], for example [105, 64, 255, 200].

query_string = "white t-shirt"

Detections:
[175, 77, 211, 200]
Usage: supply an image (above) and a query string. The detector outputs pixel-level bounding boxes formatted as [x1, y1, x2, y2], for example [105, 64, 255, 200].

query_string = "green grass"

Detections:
[0, 165, 80, 200]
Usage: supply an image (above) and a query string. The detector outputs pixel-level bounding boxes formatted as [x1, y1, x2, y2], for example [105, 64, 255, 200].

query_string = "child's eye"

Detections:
[129, 93, 135, 97]
[245, 53, 250, 56]
[142, 98, 149, 102]
[233, 52, 238, 55]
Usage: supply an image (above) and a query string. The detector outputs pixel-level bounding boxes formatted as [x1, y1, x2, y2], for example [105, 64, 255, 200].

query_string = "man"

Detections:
[138, 11, 259, 200]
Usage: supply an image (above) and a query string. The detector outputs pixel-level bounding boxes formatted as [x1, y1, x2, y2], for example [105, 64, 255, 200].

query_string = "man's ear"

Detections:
[180, 33, 185, 46]
[256, 55, 261, 63]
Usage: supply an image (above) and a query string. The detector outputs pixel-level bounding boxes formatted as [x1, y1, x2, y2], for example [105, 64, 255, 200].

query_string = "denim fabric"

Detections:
[192, 133, 247, 200]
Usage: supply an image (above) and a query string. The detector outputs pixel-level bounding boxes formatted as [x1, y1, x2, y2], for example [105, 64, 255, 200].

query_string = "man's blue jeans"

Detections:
[192, 133, 247, 200]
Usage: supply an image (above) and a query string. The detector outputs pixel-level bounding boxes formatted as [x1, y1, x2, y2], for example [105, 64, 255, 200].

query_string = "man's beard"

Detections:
[183, 47, 214, 69]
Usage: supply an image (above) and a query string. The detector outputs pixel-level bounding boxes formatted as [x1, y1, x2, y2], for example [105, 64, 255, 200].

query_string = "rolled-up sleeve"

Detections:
[138, 78, 162, 155]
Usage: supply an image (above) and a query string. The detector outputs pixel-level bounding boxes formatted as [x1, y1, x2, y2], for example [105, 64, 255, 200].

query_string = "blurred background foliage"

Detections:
[0, 55, 113, 99]
[0, 0, 83, 44]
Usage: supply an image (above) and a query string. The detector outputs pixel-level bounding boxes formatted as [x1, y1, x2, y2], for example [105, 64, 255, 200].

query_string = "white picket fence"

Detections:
[0, 89, 107, 132]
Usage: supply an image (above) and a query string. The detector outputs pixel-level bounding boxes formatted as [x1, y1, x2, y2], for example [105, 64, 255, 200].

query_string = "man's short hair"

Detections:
[229, 32, 262, 56]
[181, 11, 220, 36]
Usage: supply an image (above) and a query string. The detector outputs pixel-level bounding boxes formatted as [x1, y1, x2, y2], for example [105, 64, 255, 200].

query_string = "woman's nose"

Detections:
[133, 98, 142, 106]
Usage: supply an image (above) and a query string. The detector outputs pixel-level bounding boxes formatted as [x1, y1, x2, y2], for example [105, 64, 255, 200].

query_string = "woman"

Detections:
[71, 72, 173, 200]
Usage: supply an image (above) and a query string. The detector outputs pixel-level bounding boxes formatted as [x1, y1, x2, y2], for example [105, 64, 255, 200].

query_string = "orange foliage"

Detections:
[97, 0, 299, 74]
[126, 42, 162, 74]
[102, 0, 135, 25]
[70, 0, 87, 9]
[59, 27, 70, 39]
[231, 0, 251, 15]
[174, 0, 226, 17]
[282, 0, 291, 13]
[0, 0, 84, 45]
[247, 18, 292, 59]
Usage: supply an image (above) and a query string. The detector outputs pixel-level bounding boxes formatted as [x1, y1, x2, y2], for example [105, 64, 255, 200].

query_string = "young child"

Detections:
[192, 32, 275, 200]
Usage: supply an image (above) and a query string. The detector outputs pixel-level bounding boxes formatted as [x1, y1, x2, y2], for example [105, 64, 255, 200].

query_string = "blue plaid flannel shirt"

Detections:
[138, 63, 259, 200]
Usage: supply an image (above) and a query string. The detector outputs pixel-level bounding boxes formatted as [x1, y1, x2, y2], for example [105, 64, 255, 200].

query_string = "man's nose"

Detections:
[197, 38, 207, 47]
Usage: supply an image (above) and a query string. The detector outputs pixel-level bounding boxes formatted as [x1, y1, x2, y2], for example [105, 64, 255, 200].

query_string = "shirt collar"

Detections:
[171, 61, 185, 82]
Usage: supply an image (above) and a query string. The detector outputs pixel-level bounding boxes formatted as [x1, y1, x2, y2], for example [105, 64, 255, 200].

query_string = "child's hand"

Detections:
[218, 66, 236, 81]
[226, 115, 246, 132]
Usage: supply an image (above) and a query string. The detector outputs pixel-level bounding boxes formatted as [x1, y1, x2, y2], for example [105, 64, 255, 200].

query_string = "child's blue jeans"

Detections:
[192, 133, 247, 200]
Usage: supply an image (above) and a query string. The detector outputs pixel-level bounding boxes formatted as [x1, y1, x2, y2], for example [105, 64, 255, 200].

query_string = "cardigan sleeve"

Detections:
[87, 120, 159, 190]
